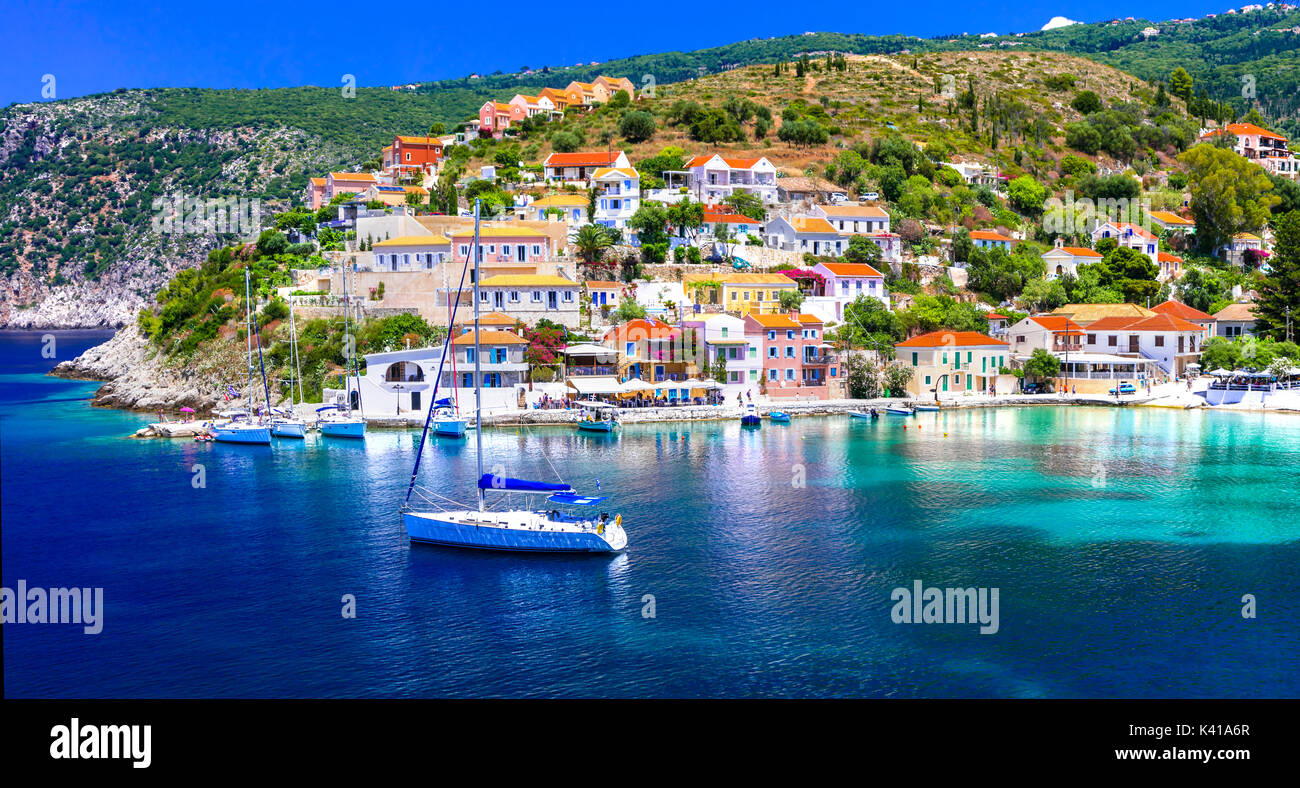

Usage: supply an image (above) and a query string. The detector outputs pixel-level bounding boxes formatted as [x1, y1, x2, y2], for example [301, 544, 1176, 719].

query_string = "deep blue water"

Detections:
[3, 330, 1298, 698]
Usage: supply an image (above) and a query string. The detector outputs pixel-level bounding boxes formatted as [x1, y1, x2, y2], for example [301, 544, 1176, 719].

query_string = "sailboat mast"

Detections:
[472, 200, 484, 512]
[341, 259, 353, 414]
[244, 268, 256, 415]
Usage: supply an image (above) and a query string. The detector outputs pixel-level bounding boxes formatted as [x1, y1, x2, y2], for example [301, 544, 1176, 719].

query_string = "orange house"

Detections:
[385, 136, 443, 179]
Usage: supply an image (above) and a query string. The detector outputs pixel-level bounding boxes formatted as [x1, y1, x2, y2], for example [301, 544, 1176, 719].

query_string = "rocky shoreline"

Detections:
[50, 324, 239, 412]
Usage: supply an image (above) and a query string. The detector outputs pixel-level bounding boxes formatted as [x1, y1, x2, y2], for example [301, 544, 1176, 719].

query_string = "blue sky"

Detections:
[3, 1, 1235, 108]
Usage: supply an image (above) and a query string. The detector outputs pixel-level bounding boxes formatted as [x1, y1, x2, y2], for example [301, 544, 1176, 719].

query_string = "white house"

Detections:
[1081, 313, 1204, 376]
[1212, 303, 1258, 338]
[1092, 221, 1159, 264]
[371, 235, 452, 272]
[592, 166, 639, 229]
[476, 274, 581, 328]
[682, 313, 764, 393]
[525, 193, 589, 223]
[1041, 238, 1103, 279]
[671, 154, 779, 204]
[763, 217, 844, 256]
[542, 150, 630, 184]
[809, 204, 890, 235]
[355, 334, 528, 418]
[810, 261, 889, 321]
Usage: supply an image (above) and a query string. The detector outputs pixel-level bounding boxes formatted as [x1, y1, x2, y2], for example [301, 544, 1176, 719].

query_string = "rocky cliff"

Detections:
[51, 322, 249, 412]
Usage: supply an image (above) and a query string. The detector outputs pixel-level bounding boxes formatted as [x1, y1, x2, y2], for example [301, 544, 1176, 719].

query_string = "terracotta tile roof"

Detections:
[896, 330, 1008, 348]
[789, 217, 837, 234]
[703, 210, 755, 224]
[373, 234, 450, 247]
[544, 151, 624, 167]
[1148, 210, 1195, 226]
[452, 330, 528, 345]
[1204, 122, 1287, 141]
[986, 312, 1008, 320]
[448, 226, 548, 238]
[475, 312, 518, 325]
[1105, 221, 1158, 241]
[819, 262, 884, 278]
[530, 194, 589, 208]
[970, 230, 1013, 242]
[1087, 314, 1203, 332]
[815, 204, 889, 218]
[477, 274, 573, 287]
[748, 314, 801, 329]
[1152, 300, 1212, 322]
[684, 154, 764, 169]
[1029, 316, 1085, 333]
[1050, 303, 1155, 323]
[1047, 245, 1103, 258]
[395, 135, 441, 145]
[585, 280, 622, 288]
[591, 166, 638, 179]
[1156, 251, 1183, 263]
[1212, 303, 1257, 322]
[329, 172, 377, 182]
[722, 273, 797, 285]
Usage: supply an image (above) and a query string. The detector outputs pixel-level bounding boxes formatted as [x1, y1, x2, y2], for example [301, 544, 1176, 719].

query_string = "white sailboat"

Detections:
[400, 201, 626, 553]
[272, 296, 309, 438]
[319, 259, 366, 439]
[212, 269, 271, 445]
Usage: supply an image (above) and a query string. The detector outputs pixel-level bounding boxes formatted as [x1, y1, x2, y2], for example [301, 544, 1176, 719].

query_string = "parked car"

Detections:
[1109, 382, 1137, 395]
[859, 192, 880, 201]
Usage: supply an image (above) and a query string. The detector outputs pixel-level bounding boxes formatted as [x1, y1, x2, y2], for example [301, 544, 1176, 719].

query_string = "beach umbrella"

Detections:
[180, 407, 196, 413]
[620, 378, 656, 393]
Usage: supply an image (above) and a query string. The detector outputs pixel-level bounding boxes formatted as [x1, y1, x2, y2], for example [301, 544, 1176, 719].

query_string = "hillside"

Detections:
[2, 10, 1296, 327]
[456, 50, 1193, 193]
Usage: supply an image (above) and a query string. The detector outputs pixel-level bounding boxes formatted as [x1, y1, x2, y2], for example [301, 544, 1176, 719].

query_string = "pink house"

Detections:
[811, 262, 888, 306]
[477, 101, 514, 138]
[745, 312, 838, 400]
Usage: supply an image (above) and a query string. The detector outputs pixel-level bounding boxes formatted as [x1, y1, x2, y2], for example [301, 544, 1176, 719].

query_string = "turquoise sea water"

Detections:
[2, 330, 1298, 697]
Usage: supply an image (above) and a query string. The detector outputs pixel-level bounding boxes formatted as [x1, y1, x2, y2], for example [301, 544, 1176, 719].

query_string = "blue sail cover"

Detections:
[316, 404, 343, 413]
[547, 493, 608, 506]
[478, 474, 571, 493]
[433, 397, 454, 407]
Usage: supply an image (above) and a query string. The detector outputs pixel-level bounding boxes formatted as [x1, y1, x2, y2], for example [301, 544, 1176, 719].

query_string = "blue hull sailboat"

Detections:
[431, 398, 468, 437]
[214, 269, 273, 445]
[400, 201, 626, 554]
[740, 402, 761, 426]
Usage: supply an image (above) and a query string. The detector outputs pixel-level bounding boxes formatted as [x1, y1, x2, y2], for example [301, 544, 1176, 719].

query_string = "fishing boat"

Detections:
[886, 404, 915, 416]
[575, 401, 619, 432]
[740, 402, 761, 426]
[768, 410, 791, 422]
[848, 408, 879, 420]
[400, 200, 626, 554]
[431, 397, 468, 437]
[914, 404, 940, 412]
[319, 263, 366, 439]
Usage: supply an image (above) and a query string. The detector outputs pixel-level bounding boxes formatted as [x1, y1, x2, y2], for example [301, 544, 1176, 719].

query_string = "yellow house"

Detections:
[683, 272, 798, 317]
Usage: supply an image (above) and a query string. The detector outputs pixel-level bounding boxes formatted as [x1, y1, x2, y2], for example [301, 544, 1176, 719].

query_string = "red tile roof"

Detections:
[819, 262, 884, 278]
[544, 151, 624, 167]
[1087, 314, 1204, 332]
[1151, 300, 1212, 322]
[970, 230, 1013, 242]
[896, 330, 1008, 348]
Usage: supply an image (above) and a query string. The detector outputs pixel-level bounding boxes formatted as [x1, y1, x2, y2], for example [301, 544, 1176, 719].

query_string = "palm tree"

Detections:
[575, 223, 614, 268]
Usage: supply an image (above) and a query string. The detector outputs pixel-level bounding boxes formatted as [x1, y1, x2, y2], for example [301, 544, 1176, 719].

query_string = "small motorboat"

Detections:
[848, 408, 879, 420]
[740, 403, 761, 426]
[768, 410, 791, 423]
[575, 402, 619, 432]
[885, 404, 915, 416]
[914, 404, 940, 412]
